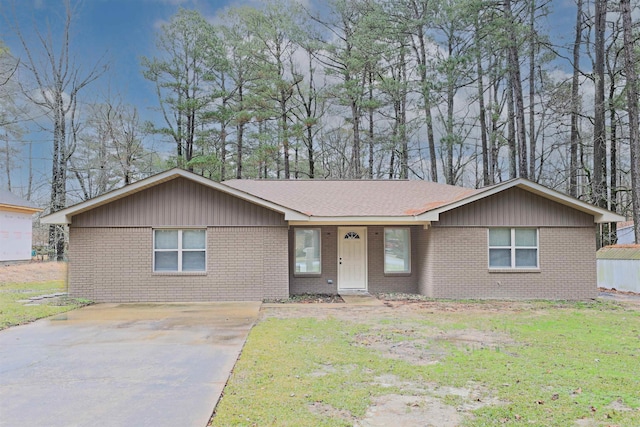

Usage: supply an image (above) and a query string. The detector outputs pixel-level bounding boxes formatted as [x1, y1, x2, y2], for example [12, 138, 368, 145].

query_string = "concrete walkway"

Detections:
[340, 293, 385, 306]
[0, 302, 261, 427]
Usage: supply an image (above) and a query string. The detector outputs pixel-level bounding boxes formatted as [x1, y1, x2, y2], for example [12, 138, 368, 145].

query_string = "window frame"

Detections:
[488, 228, 539, 270]
[384, 227, 411, 274]
[153, 228, 207, 273]
[293, 228, 322, 276]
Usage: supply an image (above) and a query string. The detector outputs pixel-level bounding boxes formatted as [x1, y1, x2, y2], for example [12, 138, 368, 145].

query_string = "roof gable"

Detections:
[41, 169, 308, 224]
[435, 186, 594, 227]
[417, 178, 624, 224]
[71, 177, 287, 227]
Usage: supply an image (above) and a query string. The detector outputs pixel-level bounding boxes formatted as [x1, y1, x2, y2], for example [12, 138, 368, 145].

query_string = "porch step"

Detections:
[339, 293, 384, 306]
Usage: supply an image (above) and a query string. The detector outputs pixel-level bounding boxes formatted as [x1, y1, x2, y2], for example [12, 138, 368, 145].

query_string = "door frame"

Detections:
[337, 226, 368, 292]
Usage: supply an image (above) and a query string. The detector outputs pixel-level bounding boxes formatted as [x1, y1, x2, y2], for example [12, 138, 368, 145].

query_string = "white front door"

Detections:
[338, 227, 367, 291]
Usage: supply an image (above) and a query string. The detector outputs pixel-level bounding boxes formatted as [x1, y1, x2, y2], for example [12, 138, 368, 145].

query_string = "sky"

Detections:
[0, 0, 245, 199]
[2, 0, 238, 123]
[0, 0, 590, 202]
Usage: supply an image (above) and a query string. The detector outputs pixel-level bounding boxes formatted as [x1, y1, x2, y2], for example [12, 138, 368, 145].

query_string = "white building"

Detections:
[597, 245, 640, 293]
[0, 190, 41, 262]
[617, 222, 635, 244]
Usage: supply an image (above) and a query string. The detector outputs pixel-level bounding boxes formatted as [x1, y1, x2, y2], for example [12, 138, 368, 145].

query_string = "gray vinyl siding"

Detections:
[435, 187, 594, 227]
[72, 177, 286, 227]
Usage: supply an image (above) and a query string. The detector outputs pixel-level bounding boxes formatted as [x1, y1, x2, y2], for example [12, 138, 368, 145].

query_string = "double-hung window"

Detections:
[488, 228, 538, 269]
[154, 229, 206, 272]
[294, 228, 321, 274]
[384, 228, 411, 274]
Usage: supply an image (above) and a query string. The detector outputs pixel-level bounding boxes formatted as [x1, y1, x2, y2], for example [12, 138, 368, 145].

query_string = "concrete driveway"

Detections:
[0, 302, 261, 427]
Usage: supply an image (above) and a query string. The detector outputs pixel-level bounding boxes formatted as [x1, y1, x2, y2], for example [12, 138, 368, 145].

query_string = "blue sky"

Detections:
[2, 0, 238, 123]
[1, 0, 241, 197]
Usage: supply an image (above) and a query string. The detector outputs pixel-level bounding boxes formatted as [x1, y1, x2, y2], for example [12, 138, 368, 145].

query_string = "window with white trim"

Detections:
[294, 228, 321, 274]
[384, 228, 411, 273]
[154, 229, 206, 272]
[488, 228, 538, 269]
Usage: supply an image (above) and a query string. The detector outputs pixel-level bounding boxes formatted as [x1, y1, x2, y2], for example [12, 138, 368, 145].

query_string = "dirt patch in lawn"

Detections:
[0, 262, 66, 284]
[353, 327, 516, 366]
[259, 301, 516, 425]
[308, 402, 356, 423]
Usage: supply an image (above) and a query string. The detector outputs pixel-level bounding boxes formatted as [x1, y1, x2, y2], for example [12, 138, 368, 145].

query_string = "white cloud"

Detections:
[153, 18, 170, 30]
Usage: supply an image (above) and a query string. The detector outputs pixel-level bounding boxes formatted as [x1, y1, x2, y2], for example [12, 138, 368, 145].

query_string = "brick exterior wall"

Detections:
[366, 226, 419, 294]
[289, 226, 338, 294]
[421, 226, 597, 300]
[289, 225, 420, 295]
[68, 226, 289, 302]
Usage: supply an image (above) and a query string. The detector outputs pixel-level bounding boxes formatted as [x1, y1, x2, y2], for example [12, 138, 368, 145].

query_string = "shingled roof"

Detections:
[40, 169, 626, 224]
[224, 179, 480, 217]
[0, 189, 39, 211]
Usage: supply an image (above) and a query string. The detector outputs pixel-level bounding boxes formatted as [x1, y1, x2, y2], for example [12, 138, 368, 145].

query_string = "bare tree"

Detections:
[14, 0, 107, 259]
[592, 0, 607, 212]
[621, 0, 640, 243]
[70, 98, 146, 200]
[569, 0, 583, 197]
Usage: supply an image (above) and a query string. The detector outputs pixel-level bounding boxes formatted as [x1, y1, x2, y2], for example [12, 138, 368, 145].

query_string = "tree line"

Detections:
[1, 0, 639, 259]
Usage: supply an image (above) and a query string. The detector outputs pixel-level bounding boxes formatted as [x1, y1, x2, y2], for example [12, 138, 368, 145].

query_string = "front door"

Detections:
[338, 227, 367, 291]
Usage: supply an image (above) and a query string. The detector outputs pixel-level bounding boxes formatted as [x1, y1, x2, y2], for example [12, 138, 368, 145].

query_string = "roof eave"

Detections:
[0, 203, 42, 214]
[289, 216, 431, 225]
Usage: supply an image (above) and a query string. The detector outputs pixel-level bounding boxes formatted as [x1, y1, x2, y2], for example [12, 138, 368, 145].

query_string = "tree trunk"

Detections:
[592, 0, 607, 213]
[609, 79, 617, 244]
[400, 50, 408, 180]
[475, 18, 490, 186]
[3, 135, 10, 191]
[27, 142, 33, 199]
[528, 0, 537, 180]
[569, 0, 582, 197]
[410, 8, 438, 182]
[281, 97, 290, 179]
[368, 71, 374, 179]
[236, 86, 244, 179]
[504, 0, 528, 179]
[507, 76, 517, 179]
[621, 0, 640, 243]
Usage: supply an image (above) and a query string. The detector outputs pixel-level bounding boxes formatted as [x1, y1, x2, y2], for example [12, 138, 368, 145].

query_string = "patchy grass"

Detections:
[0, 281, 89, 329]
[211, 301, 640, 427]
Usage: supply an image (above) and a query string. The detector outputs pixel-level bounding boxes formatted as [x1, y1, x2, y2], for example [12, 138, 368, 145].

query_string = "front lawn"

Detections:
[0, 280, 89, 329]
[211, 300, 640, 426]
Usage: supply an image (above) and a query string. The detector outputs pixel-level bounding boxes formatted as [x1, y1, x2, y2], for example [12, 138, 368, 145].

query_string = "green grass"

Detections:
[0, 281, 89, 329]
[211, 301, 640, 427]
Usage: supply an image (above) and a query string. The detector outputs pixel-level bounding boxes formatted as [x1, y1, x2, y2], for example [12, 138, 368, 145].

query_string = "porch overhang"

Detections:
[289, 217, 431, 227]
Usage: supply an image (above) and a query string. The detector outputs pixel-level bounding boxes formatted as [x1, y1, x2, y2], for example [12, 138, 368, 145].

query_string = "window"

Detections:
[384, 228, 411, 274]
[488, 228, 538, 269]
[294, 228, 321, 274]
[154, 229, 206, 272]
